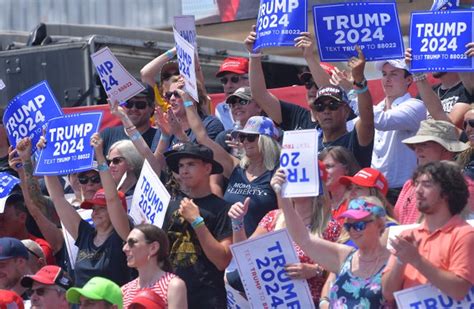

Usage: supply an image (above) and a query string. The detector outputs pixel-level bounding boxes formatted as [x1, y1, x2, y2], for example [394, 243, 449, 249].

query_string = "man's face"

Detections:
[79, 296, 114, 309]
[0, 258, 24, 290]
[228, 97, 262, 124]
[312, 97, 348, 132]
[412, 141, 449, 166]
[220, 73, 249, 97]
[178, 158, 211, 189]
[303, 77, 318, 103]
[124, 96, 153, 128]
[414, 173, 444, 214]
[30, 282, 67, 309]
[0, 204, 25, 238]
[381, 64, 411, 98]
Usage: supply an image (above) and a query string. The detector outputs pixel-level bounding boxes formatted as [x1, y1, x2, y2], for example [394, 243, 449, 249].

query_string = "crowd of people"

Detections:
[1, 2, 474, 309]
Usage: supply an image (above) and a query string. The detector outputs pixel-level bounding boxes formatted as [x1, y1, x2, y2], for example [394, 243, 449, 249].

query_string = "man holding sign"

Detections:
[382, 161, 474, 302]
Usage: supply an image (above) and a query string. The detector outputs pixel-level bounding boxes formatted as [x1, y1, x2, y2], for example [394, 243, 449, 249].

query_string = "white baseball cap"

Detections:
[375, 59, 410, 73]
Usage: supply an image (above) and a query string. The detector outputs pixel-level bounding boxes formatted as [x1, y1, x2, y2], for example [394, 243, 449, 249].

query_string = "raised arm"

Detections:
[179, 197, 232, 270]
[295, 32, 331, 88]
[91, 133, 131, 241]
[459, 42, 474, 95]
[271, 169, 352, 274]
[349, 46, 374, 147]
[244, 25, 283, 124]
[141, 48, 176, 87]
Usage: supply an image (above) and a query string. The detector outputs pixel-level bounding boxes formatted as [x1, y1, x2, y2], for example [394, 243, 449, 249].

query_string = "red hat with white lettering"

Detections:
[216, 57, 249, 77]
[80, 189, 127, 211]
[339, 168, 388, 196]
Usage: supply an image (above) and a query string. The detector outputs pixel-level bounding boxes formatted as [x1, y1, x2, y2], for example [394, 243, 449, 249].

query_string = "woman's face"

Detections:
[167, 82, 185, 117]
[240, 133, 261, 159]
[78, 171, 102, 200]
[107, 148, 129, 183]
[348, 184, 371, 201]
[323, 154, 347, 190]
[464, 110, 474, 146]
[91, 205, 111, 229]
[123, 229, 157, 269]
[344, 216, 380, 246]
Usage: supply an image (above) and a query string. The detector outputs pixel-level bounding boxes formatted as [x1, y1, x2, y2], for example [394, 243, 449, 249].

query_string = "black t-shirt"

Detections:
[223, 166, 277, 236]
[162, 194, 232, 309]
[432, 82, 474, 114]
[318, 129, 373, 168]
[74, 220, 134, 287]
[100, 125, 159, 156]
[280, 101, 316, 131]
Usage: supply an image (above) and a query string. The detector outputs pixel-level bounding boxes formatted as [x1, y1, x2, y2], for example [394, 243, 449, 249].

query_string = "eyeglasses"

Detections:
[26, 287, 60, 297]
[228, 98, 251, 107]
[238, 134, 258, 143]
[343, 220, 374, 232]
[78, 174, 101, 185]
[164, 90, 181, 101]
[220, 76, 247, 85]
[304, 80, 316, 90]
[463, 119, 474, 130]
[311, 101, 343, 112]
[107, 157, 126, 165]
[124, 100, 148, 110]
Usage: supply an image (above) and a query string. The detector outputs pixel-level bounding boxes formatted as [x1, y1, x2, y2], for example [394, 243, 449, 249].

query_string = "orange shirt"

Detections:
[387, 215, 474, 289]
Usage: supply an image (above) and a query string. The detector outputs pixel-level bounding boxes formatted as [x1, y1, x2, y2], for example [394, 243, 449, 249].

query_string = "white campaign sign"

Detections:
[394, 284, 474, 309]
[226, 283, 250, 309]
[90, 47, 144, 102]
[173, 28, 198, 102]
[280, 129, 319, 198]
[174, 15, 198, 50]
[130, 160, 170, 227]
[230, 229, 314, 309]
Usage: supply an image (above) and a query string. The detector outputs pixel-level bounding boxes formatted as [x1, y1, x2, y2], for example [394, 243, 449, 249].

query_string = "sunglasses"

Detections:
[220, 76, 247, 85]
[78, 174, 101, 185]
[124, 100, 148, 110]
[312, 101, 343, 112]
[107, 157, 125, 165]
[126, 238, 139, 248]
[238, 134, 258, 143]
[463, 119, 474, 130]
[26, 287, 60, 297]
[343, 220, 374, 232]
[164, 90, 181, 101]
[228, 98, 251, 107]
[304, 80, 316, 90]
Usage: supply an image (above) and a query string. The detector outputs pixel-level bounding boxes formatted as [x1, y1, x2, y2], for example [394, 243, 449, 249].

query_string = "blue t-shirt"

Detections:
[223, 166, 277, 236]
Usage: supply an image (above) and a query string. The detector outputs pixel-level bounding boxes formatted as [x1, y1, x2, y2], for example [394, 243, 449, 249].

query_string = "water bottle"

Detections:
[231, 120, 243, 158]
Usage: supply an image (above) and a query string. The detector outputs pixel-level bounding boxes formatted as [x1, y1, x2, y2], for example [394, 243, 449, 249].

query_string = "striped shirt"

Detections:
[122, 272, 177, 308]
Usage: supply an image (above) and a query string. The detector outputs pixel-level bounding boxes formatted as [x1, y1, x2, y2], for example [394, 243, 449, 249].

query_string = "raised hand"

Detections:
[330, 67, 354, 92]
[294, 32, 315, 59]
[348, 46, 366, 83]
[270, 168, 287, 193]
[244, 25, 258, 53]
[228, 197, 250, 221]
[16, 137, 33, 161]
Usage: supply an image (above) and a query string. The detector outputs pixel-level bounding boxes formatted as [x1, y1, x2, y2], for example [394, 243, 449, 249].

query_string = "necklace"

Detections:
[356, 250, 383, 278]
[437, 81, 461, 100]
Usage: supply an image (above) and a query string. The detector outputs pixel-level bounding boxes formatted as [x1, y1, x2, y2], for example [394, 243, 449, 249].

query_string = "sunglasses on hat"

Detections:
[343, 220, 374, 232]
[228, 98, 251, 107]
[220, 76, 246, 85]
[124, 100, 148, 110]
[463, 119, 474, 130]
[312, 101, 343, 112]
[78, 174, 101, 185]
[238, 134, 258, 143]
[164, 90, 181, 101]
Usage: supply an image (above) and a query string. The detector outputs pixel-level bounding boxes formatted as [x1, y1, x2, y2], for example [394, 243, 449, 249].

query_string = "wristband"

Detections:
[97, 162, 109, 172]
[191, 216, 205, 229]
[161, 133, 170, 142]
[165, 49, 175, 60]
[130, 131, 141, 141]
[125, 125, 136, 131]
[412, 73, 427, 82]
[319, 299, 330, 307]
[231, 218, 244, 232]
[347, 89, 357, 101]
[183, 101, 194, 108]
[249, 52, 263, 58]
[353, 85, 368, 95]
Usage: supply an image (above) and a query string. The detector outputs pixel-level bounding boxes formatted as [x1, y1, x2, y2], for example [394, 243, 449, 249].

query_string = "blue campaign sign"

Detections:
[410, 10, 473, 72]
[3, 81, 63, 153]
[34, 112, 103, 176]
[254, 0, 307, 51]
[0, 173, 20, 199]
[313, 1, 404, 62]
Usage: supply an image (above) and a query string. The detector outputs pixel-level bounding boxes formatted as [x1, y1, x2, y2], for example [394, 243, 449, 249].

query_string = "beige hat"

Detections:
[403, 119, 469, 153]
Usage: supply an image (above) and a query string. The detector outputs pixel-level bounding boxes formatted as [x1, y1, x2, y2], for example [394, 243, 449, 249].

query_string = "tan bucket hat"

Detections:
[403, 119, 469, 153]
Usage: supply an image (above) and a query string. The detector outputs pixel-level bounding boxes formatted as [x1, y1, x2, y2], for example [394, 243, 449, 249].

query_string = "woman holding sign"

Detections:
[41, 133, 134, 287]
[272, 169, 392, 308]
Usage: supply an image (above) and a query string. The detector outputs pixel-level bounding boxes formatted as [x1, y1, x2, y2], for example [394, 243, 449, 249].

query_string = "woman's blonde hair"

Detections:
[239, 135, 281, 171]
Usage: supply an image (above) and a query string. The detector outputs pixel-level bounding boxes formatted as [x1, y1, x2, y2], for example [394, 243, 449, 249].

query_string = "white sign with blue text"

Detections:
[0, 173, 20, 213]
[3, 80, 63, 152]
[230, 229, 314, 309]
[173, 28, 198, 102]
[313, 1, 404, 62]
[174, 15, 198, 50]
[280, 129, 319, 198]
[254, 0, 307, 51]
[394, 284, 474, 309]
[226, 283, 250, 309]
[91, 47, 145, 103]
[34, 112, 102, 175]
[130, 159, 170, 227]
[410, 10, 473, 72]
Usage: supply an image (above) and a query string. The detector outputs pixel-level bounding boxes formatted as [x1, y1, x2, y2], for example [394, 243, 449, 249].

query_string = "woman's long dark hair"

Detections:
[134, 224, 173, 273]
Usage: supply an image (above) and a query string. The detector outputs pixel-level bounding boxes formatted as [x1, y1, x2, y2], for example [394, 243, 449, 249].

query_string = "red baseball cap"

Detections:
[80, 189, 127, 211]
[0, 290, 24, 309]
[339, 168, 388, 196]
[130, 289, 166, 309]
[21, 265, 73, 290]
[216, 57, 249, 77]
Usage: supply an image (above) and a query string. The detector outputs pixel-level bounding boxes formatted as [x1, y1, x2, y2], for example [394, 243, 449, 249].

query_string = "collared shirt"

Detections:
[372, 93, 426, 188]
[385, 215, 474, 290]
[215, 101, 235, 130]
